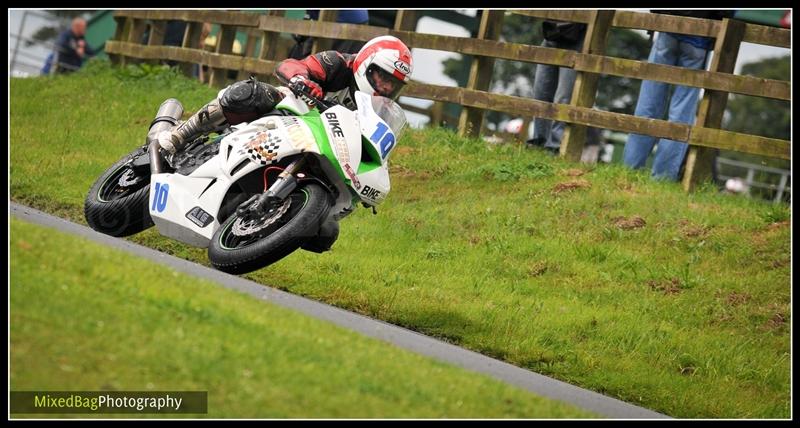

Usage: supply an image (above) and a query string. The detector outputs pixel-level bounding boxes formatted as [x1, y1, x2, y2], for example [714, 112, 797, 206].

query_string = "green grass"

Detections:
[10, 59, 791, 418]
[10, 218, 594, 418]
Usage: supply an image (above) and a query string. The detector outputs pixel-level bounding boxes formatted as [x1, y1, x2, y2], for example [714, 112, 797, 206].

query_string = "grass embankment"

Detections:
[10, 218, 593, 418]
[10, 60, 791, 418]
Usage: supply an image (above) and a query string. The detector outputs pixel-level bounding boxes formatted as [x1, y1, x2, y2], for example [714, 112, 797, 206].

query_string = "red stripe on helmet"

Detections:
[353, 36, 410, 72]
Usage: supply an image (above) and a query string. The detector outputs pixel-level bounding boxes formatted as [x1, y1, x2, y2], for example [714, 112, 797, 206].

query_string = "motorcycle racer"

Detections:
[157, 35, 414, 157]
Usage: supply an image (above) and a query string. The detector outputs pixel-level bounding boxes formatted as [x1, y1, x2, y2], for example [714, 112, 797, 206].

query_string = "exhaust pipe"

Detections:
[147, 98, 184, 174]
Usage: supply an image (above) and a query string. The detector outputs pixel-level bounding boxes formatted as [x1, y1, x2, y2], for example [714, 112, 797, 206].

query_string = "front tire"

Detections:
[84, 147, 154, 237]
[208, 183, 331, 274]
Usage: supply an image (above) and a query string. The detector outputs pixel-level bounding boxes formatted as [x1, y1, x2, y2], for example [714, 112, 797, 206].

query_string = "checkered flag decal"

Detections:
[246, 132, 282, 165]
[280, 117, 300, 127]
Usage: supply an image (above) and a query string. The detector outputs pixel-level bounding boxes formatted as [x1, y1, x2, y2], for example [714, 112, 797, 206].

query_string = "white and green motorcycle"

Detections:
[84, 82, 406, 274]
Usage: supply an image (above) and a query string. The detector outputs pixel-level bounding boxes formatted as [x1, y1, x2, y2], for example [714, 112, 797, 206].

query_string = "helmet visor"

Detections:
[366, 64, 405, 100]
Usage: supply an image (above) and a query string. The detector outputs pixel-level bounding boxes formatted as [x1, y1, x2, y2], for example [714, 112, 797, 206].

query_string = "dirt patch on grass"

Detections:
[615, 180, 641, 196]
[765, 220, 790, 231]
[647, 278, 682, 295]
[771, 258, 790, 268]
[390, 164, 433, 179]
[724, 291, 751, 306]
[561, 168, 587, 177]
[528, 261, 549, 277]
[678, 219, 710, 239]
[393, 146, 416, 156]
[552, 179, 591, 194]
[762, 312, 788, 331]
[612, 215, 646, 230]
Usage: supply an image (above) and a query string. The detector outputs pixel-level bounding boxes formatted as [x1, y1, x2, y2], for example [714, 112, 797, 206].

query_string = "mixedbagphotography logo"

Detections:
[10, 391, 207, 414]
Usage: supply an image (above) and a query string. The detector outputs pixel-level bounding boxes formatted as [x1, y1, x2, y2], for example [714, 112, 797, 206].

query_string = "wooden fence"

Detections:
[104, 9, 790, 192]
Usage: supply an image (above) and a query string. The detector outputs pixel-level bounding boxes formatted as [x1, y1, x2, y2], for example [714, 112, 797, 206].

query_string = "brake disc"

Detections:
[231, 198, 292, 236]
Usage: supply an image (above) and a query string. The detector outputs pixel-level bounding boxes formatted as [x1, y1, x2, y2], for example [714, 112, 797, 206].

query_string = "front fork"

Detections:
[236, 155, 307, 217]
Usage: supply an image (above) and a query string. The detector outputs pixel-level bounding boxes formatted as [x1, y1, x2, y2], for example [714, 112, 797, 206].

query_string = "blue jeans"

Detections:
[532, 38, 582, 150]
[623, 32, 710, 181]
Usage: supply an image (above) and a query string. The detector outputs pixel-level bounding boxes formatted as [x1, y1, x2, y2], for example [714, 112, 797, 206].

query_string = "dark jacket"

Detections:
[54, 29, 95, 73]
[542, 21, 587, 44]
[276, 50, 359, 109]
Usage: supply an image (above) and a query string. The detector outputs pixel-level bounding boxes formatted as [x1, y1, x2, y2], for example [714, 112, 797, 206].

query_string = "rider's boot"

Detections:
[157, 98, 227, 156]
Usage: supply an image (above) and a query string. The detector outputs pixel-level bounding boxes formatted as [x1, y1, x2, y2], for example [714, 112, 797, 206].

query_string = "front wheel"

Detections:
[84, 147, 154, 237]
[208, 183, 331, 274]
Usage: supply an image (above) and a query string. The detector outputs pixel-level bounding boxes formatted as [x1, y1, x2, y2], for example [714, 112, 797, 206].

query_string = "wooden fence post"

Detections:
[180, 21, 204, 79]
[123, 18, 148, 67]
[237, 28, 260, 80]
[457, 10, 505, 138]
[393, 10, 419, 32]
[258, 10, 286, 83]
[209, 24, 237, 88]
[682, 18, 746, 192]
[311, 10, 339, 54]
[430, 101, 444, 127]
[109, 15, 130, 66]
[559, 10, 614, 161]
[146, 20, 167, 66]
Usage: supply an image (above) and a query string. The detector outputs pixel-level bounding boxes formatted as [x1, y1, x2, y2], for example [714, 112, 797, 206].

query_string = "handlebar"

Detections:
[276, 74, 338, 112]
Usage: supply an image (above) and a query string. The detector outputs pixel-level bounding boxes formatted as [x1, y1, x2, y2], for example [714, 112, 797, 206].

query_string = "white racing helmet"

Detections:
[352, 36, 413, 100]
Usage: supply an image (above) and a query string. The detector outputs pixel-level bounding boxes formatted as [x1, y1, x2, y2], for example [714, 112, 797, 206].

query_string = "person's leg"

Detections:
[159, 78, 283, 155]
[623, 32, 679, 169]
[545, 66, 576, 150]
[545, 37, 583, 150]
[651, 41, 709, 180]
[530, 39, 559, 147]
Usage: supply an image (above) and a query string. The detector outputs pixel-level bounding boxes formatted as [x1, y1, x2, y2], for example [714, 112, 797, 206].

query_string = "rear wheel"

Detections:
[84, 147, 154, 237]
[208, 183, 331, 274]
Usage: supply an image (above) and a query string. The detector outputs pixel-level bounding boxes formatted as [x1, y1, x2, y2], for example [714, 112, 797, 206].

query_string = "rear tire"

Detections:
[84, 147, 154, 237]
[208, 183, 331, 274]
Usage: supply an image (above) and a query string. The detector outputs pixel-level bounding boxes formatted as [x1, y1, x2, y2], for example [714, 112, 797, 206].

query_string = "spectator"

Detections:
[53, 17, 95, 74]
[622, 10, 735, 181]
[288, 10, 369, 59]
[526, 20, 601, 155]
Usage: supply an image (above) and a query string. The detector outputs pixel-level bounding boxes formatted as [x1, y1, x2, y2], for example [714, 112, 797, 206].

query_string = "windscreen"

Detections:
[370, 95, 407, 138]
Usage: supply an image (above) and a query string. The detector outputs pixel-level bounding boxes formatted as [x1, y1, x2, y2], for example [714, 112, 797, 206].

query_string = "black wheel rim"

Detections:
[97, 162, 148, 203]
[219, 189, 309, 250]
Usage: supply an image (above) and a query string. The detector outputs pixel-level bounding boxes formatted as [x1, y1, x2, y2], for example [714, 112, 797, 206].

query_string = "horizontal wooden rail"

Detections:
[106, 41, 279, 75]
[108, 9, 791, 167]
[511, 10, 790, 48]
[257, 15, 791, 100]
[106, 40, 790, 160]
[116, 10, 260, 27]
[116, 9, 790, 49]
[404, 82, 789, 159]
[111, 11, 790, 100]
